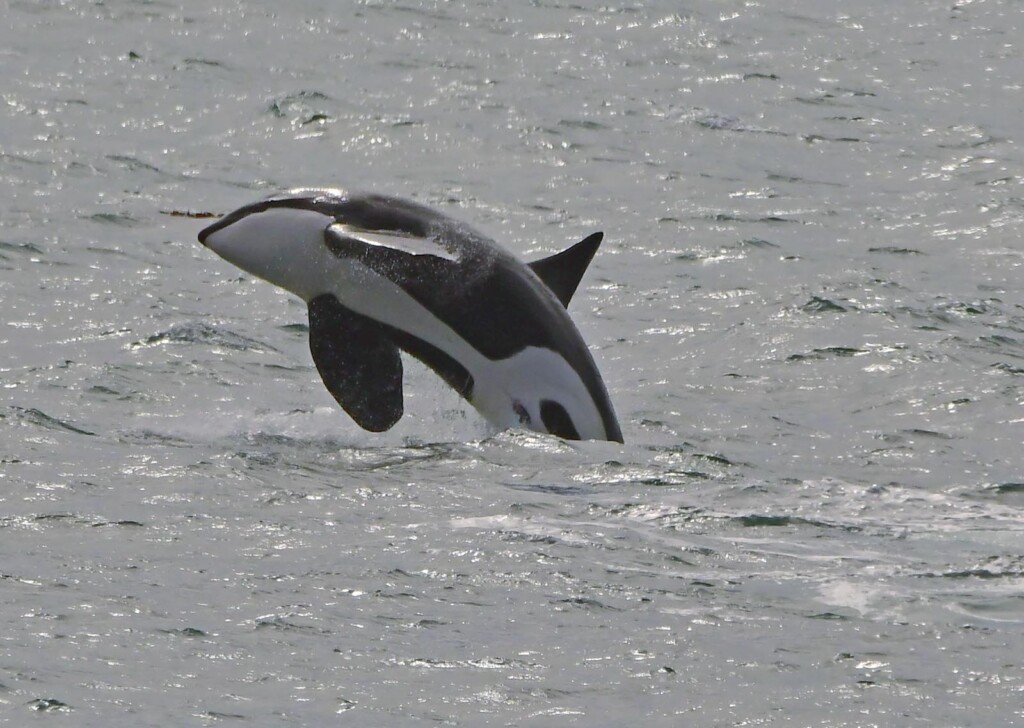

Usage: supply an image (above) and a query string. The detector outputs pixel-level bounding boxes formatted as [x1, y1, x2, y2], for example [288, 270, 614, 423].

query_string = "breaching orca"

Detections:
[198, 189, 623, 442]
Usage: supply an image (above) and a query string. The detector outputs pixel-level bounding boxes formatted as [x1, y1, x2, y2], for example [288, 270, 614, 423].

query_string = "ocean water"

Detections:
[2, 0, 1023, 725]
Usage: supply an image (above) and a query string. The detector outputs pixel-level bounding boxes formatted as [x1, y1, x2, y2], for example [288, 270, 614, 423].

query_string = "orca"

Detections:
[198, 189, 623, 442]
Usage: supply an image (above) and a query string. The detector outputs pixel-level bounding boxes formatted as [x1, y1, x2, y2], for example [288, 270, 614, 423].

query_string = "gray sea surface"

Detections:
[2, 0, 1023, 725]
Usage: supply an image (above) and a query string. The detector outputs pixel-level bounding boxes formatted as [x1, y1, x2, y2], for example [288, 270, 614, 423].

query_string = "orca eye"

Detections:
[512, 400, 531, 426]
[540, 400, 581, 441]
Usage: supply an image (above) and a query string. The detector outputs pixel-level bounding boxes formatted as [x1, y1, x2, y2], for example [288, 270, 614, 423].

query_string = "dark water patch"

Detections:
[991, 362, 1024, 375]
[787, 346, 863, 361]
[554, 596, 620, 611]
[181, 57, 225, 68]
[766, 172, 846, 187]
[977, 175, 1015, 186]
[900, 428, 953, 440]
[979, 334, 1024, 350]
[807, 612, 849, 620]
[634, 472, 712, 485]
[639, 417, 676, 430]
[118, 429, 195, 448]
[0, 571, 42, 585]
[704, 212, 800, 224]
[937, 135, 1002, 150]
[795, 88, 876, 106]
[237, 442, 458, 475]
[802, 134, 865, 144]
[674, 108, 786, 136]
[495, 530, 559, 546]
[106, 154, 164, 174]
[1, 151, 52, 166]
[387, 118, 423, 128]
[156, 627, 207, 638]
[431, 58, 478, 71]
[932, 568, 1017, 580]
[946, 300, 997, 316]
[467, 656, 541, 670]
[737, 514, 862, 532]
[920, 556, 1024, 580]
[134, 321, 273, 352]
[389, 657, 457, 669]
[267, 90, 330, 118]
[801, 296, 848, 314]
[33, 513, 78, 523]
[594, 502, 707, 529]
[966, 482, 1024, 505]
[204, 711, 247, 720]
[738, 514, 791, 527]
[984, 482, 1024, 494]
[869, 246, 923, 255]
[835, 88, 876, 98]
[11, 407, 95, 436]
[413, 619, 448, 629]
[503, 482, 592, 496]
[26, 359, 76, 375]
[27, 698, 71, 712]
[262, 363, 304, 376]
[229, 449, 286, 469]
[609, 469, 717, 487]
[91, 519, 145, 528]
[86, 244, 154, 261]
[576, 453, 736, 487]
[795, 95, 842, 106]
[379, 58, 425, 71]
[740, 238, 780, 249]
[83, 211, 143, 227]
[695, 113, 742, 131]
[254, 615, 329, 635]
[87, 384, 129, 398]
[373, 589, 420, 600]
[693, 452, 734, 467]
[390, 3, 455, 21]
[0, 240, 45, 258]
[895, 299, 1011, 331]
[559, 119, 608, 131]
[33, 513, 144, 529]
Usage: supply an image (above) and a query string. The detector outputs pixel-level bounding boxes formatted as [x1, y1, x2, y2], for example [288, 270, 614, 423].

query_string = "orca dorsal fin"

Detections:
[528, 232, 604, 308]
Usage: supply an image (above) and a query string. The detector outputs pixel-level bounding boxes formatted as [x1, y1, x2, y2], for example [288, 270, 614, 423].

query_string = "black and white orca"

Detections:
[198, 189, 623, 442]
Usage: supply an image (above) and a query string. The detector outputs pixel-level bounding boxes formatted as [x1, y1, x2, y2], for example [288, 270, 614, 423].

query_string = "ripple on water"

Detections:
[133, 321, 275, 352]
[8, 406, 96, 437]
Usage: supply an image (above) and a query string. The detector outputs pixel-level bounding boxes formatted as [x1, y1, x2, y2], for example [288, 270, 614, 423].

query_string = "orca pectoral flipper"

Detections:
[307, 294, 404, 432]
